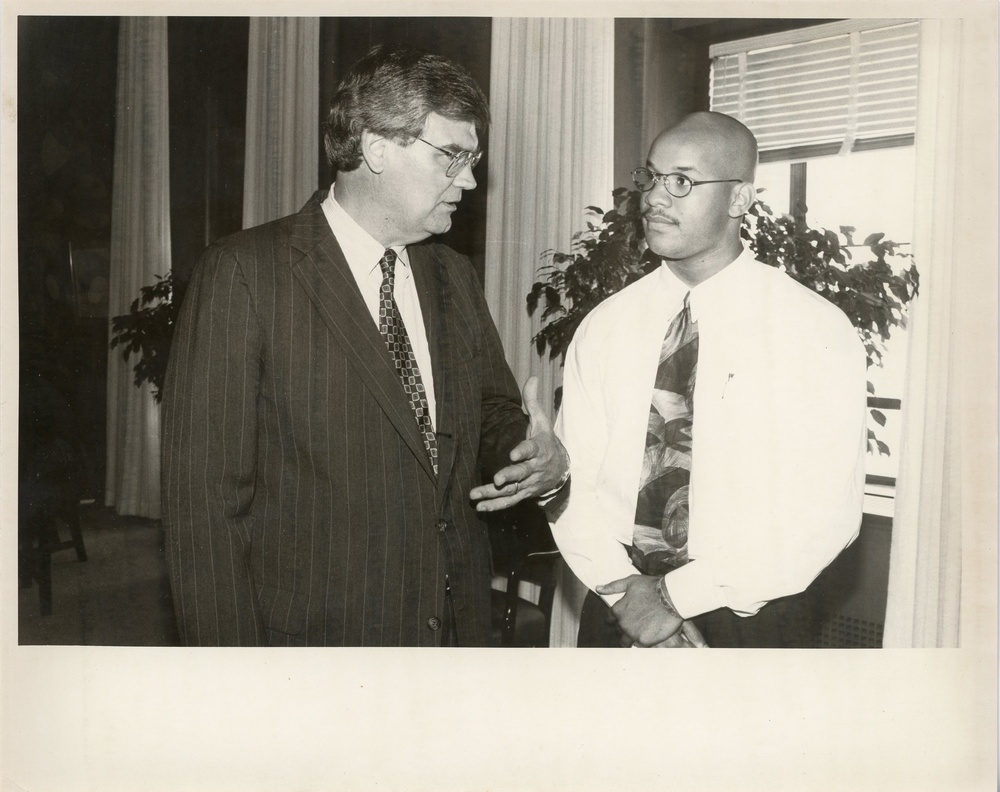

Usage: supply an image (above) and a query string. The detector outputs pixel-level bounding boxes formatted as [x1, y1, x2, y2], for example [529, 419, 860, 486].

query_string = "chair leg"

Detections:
[502, 577, 520, 647]
[65, 506, 87, 562]
[19, 514, 54, 615]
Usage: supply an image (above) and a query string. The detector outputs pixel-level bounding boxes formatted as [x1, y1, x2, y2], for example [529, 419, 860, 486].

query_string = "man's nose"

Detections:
[453, 163, 477, 190]
[644, 180, 672, 208]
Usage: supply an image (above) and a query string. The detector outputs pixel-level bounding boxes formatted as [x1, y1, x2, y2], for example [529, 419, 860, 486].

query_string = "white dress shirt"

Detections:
[549, 247, 868, 619]
[321, 186, 436, 428]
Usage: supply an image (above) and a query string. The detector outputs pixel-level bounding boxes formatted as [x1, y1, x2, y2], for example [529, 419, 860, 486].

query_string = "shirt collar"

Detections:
[320, 185, 409, 277]
[658, 247, 754, 322]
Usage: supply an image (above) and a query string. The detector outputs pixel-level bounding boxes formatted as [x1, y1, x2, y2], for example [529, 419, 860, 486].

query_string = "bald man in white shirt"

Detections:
[548, 112, 867, 648]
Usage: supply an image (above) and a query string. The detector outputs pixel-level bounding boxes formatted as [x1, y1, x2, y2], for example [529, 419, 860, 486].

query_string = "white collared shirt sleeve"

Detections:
[549, 310, 643, 604]
[548, 272, 686, 606]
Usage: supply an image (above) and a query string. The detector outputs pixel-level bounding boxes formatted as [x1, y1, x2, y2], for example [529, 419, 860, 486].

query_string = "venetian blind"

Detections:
[710, 19, 919, 161]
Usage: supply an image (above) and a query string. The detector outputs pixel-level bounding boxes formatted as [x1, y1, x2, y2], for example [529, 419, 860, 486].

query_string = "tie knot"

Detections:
[681, 291, 695, 322]
[379, 248, 397, 281]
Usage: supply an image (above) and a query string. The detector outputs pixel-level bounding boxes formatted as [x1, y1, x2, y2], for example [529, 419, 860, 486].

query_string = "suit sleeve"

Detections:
[161, 245, 264, 645]
[461, 262, 528, 480]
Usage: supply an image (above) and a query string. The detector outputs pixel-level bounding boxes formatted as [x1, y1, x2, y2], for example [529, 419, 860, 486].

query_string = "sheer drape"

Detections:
[485, 18, 614, 647]
[243, 18, 320, 228]
[485, 18, 614, 410]
[882, 18, 998, 648]
[105, 17, 171, 519]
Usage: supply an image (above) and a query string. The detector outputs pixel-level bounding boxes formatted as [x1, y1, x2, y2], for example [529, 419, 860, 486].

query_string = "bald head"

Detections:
[640, 111, 759, 285]
[655, 112, 758, 183]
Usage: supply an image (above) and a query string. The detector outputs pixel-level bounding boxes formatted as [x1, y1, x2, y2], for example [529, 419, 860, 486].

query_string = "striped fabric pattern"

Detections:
[162, 191, 527, 646]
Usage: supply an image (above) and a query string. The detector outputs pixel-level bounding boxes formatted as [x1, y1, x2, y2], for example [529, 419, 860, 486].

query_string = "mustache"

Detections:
[643, 209, 677, 223]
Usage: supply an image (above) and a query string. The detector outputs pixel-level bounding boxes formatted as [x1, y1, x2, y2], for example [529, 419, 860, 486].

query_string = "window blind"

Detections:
[710, 19, 919, 160]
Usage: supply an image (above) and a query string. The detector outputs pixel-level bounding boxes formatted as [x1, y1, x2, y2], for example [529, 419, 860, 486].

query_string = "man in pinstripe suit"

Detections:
[162, 46, 568, 647]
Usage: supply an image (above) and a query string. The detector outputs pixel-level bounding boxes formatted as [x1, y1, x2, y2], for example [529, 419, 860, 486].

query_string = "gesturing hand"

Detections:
[596, 574, 688, 648]
[469, 376, 570, 512]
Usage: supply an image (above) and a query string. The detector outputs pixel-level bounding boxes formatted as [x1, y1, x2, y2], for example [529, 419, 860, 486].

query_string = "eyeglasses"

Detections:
[416, 137, 483, 178]
[632, 167, 741, 198]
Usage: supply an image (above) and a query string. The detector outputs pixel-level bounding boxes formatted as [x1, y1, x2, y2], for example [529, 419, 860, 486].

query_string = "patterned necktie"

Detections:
[377, 249, 438, 475]
[631, 292, 698, 575]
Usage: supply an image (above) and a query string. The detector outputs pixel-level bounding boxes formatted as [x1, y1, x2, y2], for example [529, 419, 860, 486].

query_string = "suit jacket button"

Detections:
[427, 617, 442, 631]
[436, 519, 448, 532]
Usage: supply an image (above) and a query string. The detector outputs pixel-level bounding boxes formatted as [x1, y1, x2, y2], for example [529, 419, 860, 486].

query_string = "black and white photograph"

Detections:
[2, 1, 996, 790]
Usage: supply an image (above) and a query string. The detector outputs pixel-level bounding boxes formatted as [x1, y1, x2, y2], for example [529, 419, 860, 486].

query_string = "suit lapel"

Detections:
[411, 244, 457, 504]
[287, 194, 436, 483]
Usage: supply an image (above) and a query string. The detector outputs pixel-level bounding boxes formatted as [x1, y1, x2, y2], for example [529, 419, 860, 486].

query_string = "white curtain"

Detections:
[243, 17, 320, 228]
[105, 17, 171, 519]
[882, 18, 998, 648]
[485, 18, 615, 412]
[485, 18, 614, 647]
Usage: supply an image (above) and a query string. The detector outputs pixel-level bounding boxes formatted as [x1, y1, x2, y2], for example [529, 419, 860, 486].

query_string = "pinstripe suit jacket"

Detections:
[162, 191, 527, 646]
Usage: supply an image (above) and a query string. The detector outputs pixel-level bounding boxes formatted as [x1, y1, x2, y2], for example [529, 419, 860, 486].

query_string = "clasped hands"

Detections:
[597, 574, 707, 649]
[467, 379, 704, 648]
[469, 376, 569, 512]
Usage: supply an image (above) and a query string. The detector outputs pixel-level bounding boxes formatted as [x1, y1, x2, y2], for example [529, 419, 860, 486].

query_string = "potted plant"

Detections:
[527, 188, 919, 455]
[109, 272, 187, 404]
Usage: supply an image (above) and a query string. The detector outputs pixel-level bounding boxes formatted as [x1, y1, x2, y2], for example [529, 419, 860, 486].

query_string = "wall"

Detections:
[614, 19, 709, 189]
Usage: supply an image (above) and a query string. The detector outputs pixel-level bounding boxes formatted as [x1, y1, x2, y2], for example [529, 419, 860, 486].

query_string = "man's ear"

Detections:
[729, 182, 757, 218]
[360, 130, 388, 174]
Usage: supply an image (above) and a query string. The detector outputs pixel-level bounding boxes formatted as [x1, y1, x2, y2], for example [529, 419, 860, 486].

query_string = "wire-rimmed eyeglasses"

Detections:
[632, 167, 741, 198]
[416, 137, 483, 178]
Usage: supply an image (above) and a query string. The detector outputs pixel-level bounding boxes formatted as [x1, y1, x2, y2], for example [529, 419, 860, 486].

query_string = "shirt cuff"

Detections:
[662, 561, 728, 619]
[537, 469, 570, 503]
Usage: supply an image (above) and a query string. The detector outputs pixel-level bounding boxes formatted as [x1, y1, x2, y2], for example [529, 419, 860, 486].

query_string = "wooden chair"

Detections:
[18, 371, 88, 616]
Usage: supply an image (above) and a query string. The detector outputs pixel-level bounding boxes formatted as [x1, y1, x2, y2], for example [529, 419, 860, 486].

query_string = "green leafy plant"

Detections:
[109, 272, 187, 403]
[527, 188, 919, 455]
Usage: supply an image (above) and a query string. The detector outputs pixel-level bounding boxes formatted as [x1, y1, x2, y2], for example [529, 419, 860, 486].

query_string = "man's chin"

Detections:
[427, 214, 454, 236]
[644, 231, 679, 259]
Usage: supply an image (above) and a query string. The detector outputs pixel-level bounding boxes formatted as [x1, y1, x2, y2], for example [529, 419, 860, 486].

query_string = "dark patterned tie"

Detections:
[377, 249, 438, 475]
[631, 292, 698, 575]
